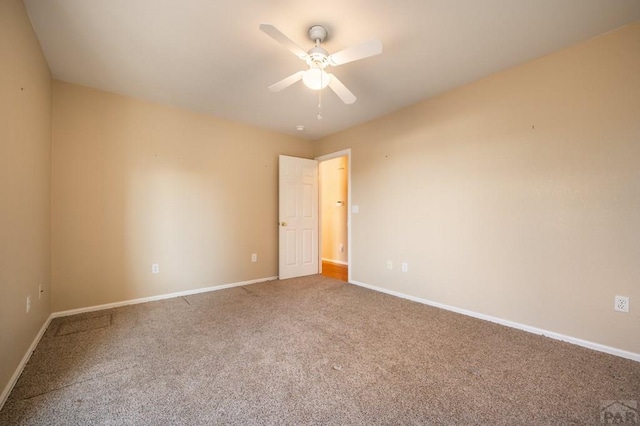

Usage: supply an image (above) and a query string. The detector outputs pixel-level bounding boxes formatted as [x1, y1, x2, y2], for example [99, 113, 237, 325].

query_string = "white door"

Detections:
[279, 155, 319, 279]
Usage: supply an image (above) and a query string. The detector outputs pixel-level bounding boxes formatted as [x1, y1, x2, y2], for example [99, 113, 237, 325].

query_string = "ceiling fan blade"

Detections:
[268, 71, 305, 92]
[327, 74, 356, 104]
[329, 39, 383, 66]
[259, 24, 308, 60]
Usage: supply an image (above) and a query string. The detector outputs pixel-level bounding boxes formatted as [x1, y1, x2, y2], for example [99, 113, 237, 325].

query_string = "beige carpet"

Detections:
[1, 275, 638, 425]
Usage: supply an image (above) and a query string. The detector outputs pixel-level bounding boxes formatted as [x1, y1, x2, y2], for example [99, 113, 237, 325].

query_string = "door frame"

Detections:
[315, 149, 352, 283]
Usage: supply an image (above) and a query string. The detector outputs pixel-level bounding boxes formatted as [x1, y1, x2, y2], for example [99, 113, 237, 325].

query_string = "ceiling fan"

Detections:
[260, 24, 383, 105]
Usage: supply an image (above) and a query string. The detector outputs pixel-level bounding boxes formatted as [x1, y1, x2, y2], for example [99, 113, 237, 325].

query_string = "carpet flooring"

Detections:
[1, 275, 638, 425]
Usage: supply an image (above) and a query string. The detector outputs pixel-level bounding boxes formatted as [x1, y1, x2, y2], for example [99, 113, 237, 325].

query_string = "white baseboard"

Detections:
[321, 258, 348, 266]
[350, 279, 640, 363]
[1, 313, 53, 410]
[0, 276, 278, 410]
[52, 276, 278, 318]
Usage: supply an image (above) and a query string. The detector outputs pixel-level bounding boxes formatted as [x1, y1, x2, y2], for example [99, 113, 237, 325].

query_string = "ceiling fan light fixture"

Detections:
[260, 23, 382, 104]
[302, 67, 330, 90]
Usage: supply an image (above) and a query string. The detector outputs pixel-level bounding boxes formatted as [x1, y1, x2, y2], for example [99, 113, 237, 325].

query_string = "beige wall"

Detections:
[320, 156, 348, 263]
[316, 23, 640, 354]
[52, 81, 314, 312]
[0, 0, 52, 400]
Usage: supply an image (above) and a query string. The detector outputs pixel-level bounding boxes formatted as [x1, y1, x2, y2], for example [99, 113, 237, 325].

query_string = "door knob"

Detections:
[280, 222, 287, 226]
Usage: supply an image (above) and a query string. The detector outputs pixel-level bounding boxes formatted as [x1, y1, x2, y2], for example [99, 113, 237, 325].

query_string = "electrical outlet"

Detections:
[614, 295, 629, 312]
[402, 262, 408, 272]
[152, 263, 160, 274]
[251, 253, 257, 262]
[26, 296, 31, 313]
[386, 260, 393, 270]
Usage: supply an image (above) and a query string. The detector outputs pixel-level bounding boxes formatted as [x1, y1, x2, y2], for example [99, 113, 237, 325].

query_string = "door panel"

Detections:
[279, 155, 319, 279]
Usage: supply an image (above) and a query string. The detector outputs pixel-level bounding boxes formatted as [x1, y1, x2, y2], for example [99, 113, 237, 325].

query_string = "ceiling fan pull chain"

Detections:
[317, 73, 323, 120]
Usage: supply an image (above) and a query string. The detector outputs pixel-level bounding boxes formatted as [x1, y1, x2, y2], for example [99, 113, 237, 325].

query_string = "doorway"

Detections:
[317, 150, 350, 282]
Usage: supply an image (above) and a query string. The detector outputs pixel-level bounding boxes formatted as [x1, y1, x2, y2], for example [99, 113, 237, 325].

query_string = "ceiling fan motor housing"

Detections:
[306, 46, 330, 68]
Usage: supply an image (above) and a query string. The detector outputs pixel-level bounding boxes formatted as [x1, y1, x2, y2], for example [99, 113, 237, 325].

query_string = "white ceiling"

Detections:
[24, 0, 640, 140]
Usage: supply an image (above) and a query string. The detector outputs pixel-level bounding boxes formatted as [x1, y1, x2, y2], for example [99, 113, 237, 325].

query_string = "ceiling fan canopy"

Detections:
[260, 23, 383, 104]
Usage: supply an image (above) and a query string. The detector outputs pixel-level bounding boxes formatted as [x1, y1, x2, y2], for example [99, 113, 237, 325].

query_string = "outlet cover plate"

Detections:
[614, 295, 629, 312]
